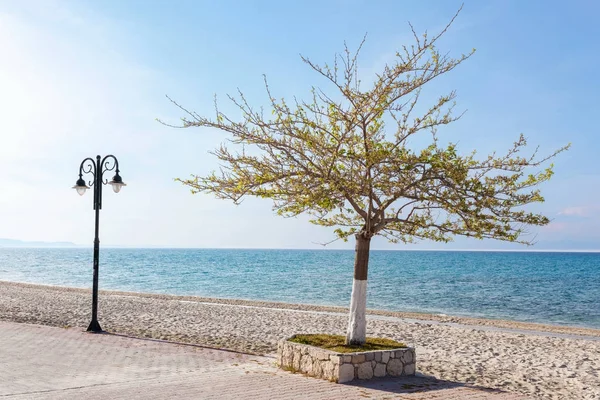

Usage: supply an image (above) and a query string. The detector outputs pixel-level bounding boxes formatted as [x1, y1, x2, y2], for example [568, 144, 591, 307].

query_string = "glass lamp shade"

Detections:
[75, 186, 88, 196]
[109, 181, 126, 193]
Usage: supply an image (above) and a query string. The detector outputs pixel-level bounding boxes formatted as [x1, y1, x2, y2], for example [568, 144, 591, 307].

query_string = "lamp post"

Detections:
[73, 155, 126, 333]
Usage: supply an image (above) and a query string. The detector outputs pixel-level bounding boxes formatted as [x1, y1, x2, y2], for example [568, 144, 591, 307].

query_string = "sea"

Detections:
[0, 248, 598, 329]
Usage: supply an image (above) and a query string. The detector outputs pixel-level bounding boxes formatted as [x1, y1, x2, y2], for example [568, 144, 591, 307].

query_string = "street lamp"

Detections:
[73, 155, 126, 333]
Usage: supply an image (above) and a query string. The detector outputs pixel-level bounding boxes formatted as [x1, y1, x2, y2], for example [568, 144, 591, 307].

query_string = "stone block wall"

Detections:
[277, 337, 416, 383]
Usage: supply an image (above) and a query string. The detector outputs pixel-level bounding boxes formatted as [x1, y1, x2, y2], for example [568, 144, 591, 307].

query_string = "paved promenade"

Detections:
[0, 321, 527, 399]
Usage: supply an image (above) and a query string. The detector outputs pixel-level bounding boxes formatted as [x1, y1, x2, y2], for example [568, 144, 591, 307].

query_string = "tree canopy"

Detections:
[165, 10, 568, 247]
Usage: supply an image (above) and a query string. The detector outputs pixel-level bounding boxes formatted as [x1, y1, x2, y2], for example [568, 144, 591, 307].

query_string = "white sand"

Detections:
[1, 281, 598, 399]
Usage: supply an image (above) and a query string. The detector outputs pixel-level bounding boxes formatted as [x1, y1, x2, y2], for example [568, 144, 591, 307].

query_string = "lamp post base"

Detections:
[86, 320, 103, 333]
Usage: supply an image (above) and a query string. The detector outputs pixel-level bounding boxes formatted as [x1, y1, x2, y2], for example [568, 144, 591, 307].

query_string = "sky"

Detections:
[0, 0, 598, 250]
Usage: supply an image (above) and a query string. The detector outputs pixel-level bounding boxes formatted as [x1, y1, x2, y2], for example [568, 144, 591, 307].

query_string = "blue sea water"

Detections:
[0, 248, 599, 329]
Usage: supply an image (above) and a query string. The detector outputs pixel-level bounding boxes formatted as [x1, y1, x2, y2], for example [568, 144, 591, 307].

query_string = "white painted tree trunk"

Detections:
[346, 232, 371, 345]
[346, 278, 368, 345]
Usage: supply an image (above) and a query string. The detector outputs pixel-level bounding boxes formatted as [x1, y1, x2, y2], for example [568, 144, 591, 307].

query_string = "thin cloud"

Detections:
[558, 206, 588, 216]
[558, 206, 600, 217]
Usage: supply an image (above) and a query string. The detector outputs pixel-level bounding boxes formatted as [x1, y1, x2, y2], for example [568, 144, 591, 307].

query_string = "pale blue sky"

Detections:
[0, 0, 598, 250]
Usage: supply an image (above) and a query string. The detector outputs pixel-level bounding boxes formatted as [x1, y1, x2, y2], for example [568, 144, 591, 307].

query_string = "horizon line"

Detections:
[2, 245, 599, 253]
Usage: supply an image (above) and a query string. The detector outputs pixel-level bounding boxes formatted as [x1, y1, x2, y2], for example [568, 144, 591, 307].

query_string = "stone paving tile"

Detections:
[0, 321, 528, 399]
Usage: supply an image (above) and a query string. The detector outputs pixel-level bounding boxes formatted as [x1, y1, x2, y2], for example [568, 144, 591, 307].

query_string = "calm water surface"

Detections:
[0, 248, 598, 329]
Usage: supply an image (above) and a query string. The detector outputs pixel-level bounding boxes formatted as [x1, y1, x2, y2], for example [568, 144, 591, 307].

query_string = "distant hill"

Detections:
[0, 238, 78, 248]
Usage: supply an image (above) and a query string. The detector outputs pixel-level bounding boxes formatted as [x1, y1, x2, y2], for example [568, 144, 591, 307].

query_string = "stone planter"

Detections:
[277, 336, 416, 383]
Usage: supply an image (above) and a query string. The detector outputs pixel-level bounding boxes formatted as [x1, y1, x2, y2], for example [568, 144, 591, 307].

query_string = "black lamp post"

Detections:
[73, 155, 126, 333]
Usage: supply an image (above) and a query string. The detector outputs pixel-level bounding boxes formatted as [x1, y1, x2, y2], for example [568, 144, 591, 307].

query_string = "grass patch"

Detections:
[289, 334, 405, 353]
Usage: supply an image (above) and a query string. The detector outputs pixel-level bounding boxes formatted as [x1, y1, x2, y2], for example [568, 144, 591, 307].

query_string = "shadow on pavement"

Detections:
[343, 374, 509, 396]
[102, 330, 257, 356]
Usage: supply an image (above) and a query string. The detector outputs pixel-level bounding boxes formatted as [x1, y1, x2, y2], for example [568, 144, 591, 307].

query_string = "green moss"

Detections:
[289, 334, 405, 353]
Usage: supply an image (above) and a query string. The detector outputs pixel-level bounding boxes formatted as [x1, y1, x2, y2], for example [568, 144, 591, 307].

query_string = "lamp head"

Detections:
[72, 178, 89, 196]
[108, 173, 126, 193]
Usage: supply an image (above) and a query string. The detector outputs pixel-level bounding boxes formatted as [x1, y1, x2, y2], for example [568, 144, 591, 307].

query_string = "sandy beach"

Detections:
[1, 280, 598, 399]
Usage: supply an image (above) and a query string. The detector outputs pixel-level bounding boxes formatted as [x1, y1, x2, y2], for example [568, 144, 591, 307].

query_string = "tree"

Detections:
[164, 9, 568, 345]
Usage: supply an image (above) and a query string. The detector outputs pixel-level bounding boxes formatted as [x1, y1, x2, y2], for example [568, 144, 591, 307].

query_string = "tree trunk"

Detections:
[346, 232, 371, 345]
